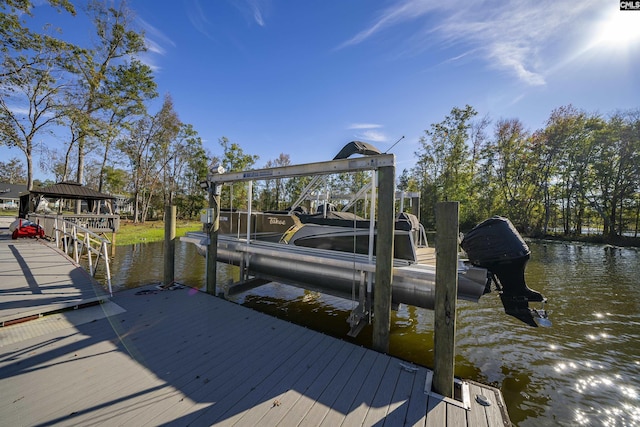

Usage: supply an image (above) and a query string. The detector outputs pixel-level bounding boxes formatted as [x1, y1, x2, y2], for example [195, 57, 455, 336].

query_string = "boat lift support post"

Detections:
[202, 154, 396, 351]
[203, 166, 224, 296]
[372, 164, 395, 353]
[433, 201, 460, 398]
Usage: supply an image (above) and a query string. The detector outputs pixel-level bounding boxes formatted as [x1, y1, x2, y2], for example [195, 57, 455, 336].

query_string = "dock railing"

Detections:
[29, 214, 113, 296]
[53, 213, 119, 233]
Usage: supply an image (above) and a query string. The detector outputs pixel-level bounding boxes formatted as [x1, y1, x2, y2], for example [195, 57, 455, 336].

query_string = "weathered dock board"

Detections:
[0, 227, 511, 426]
[0, 235, 109, 326]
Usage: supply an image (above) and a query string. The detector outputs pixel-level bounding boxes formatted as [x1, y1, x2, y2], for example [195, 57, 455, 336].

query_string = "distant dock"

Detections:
[0, 229, 512, 426]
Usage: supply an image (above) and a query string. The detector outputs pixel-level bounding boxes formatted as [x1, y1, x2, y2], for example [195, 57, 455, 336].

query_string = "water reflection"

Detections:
[101, 240, 640, 426]
[109, 242, 210, 289]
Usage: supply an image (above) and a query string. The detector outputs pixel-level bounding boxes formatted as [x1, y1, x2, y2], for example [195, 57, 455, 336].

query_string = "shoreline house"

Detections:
[0, 183, 27, 210]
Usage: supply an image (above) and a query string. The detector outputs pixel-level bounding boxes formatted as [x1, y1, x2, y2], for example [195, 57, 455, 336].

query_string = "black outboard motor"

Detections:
[461, 216, 549, 327]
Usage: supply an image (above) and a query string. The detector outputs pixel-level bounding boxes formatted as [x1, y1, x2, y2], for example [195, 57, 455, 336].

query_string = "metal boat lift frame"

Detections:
[200, 154, 397, 350]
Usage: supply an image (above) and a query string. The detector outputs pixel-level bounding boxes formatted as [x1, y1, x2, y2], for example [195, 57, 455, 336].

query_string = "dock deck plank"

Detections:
[448, 402, 467, 427]
[340, 355, 391, 426]
[297, 345, 368, 425]
[381, 365, 421, 426]
[361, 359, 404, 425]
[317, 350, 381, 427]
[403, 367, 429, 426]
[270, 338, 358, 426]
[0, 235, 512, 426]
[240, 339, 345, 426]
[426, 393, 448, 427]
[211, 331, 333, 426]
[180, 325, 314, 426]
[467, 383, 490, 427]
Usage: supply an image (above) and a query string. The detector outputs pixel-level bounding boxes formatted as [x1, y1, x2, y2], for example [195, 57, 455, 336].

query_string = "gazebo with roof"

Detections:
[19, 181, 120, 245]
[19, 181, 116, 218]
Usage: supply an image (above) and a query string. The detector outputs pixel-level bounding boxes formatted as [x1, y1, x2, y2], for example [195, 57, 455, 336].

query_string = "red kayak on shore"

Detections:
[10, 219, 45, 239]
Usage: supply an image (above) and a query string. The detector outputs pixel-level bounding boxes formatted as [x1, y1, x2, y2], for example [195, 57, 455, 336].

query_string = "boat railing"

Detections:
[416, 223, 430, 248]
[28, 214, 113, 296]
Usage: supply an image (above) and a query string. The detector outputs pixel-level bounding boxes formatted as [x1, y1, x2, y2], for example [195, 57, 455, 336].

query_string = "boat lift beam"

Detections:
[205, 155, 394, 184]
[201, 152, 396, 352]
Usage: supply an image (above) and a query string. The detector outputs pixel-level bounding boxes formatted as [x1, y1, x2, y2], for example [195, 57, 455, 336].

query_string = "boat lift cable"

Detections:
[367, 169, 377, 324]
[384, 135, 405, 154]
[349, 174, 370, 334]
[351, 199, 357, 314]
[244, 181, 253, 280]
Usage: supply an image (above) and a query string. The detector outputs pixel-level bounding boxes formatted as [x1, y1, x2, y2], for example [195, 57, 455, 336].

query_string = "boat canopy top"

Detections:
[333, 141, 382, 160]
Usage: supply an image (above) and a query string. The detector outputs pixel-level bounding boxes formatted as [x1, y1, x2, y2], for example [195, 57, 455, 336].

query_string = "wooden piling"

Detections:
[433, 201, 459, 398]
[372, 165, 395, 353]
[111, 232, 117, 257]
[163, 205, 176, 286]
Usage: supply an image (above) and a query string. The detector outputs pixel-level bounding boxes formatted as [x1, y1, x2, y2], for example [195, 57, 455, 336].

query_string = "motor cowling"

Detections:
[461, 216, 548, 327]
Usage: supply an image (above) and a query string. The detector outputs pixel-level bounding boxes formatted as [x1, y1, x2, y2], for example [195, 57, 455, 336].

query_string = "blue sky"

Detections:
[4, 0, 640, 180]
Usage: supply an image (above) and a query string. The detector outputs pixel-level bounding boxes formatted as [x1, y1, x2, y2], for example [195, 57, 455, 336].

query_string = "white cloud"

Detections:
[138, 17, 176, 53]
[144, 38, 165, 55]
[348, 123, 383, 130]
[185, 0, 214, 39]
[229, 0, 269, 27]
[6, 105, 31, 116]
[337, 0, 443, 50]
[347, 123, 388, 142]
[136, 17, 177, 72]
[356, 129, 388, 143]
[249, 0, 266, 27]
[338, 0, 602, 86]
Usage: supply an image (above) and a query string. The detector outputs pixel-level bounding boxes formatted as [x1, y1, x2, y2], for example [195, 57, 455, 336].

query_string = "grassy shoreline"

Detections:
[115, 220, 202, 246]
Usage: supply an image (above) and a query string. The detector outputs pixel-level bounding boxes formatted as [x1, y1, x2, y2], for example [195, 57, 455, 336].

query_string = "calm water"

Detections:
[103, 240, 640, 426]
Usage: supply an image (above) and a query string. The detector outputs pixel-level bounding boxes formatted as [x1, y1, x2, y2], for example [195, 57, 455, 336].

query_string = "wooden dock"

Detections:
[0, 230, 511, 426]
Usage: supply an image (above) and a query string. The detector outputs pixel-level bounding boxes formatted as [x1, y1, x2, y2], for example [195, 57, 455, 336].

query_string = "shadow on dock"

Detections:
[0, 238, 108, 326]
[0, 224, 510, 425]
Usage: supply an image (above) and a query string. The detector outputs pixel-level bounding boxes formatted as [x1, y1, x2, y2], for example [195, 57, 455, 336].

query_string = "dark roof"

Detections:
[0, 183, 28, 199]
[30, 182, 114, 200]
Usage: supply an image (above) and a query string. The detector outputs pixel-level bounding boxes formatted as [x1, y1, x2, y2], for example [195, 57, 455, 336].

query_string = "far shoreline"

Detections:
[2, 212, 639, 248]
[526, 232, 640, 249]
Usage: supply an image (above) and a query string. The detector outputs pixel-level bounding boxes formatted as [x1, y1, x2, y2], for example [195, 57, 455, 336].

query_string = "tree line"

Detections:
[404, 105, 640, 239]
[0, 0, 403, 224]
[186, 104, 640, 242]
[0, 0, 211, 221]
[2, 1, 639, 239]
